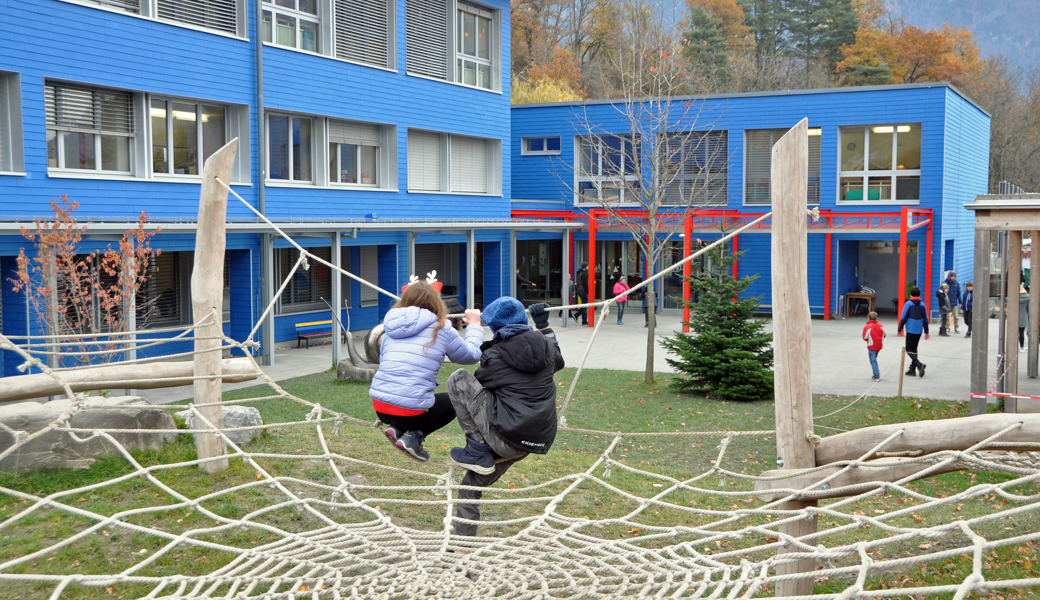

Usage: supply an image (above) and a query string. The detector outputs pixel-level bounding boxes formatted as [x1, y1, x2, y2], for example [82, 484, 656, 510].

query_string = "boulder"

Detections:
[0, 396, 178, 473]
[174, 405, 263, 446]
[337, 358, 376, 383]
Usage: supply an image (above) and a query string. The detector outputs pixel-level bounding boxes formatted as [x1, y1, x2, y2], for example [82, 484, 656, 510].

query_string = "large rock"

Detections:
[0, 396, 178, 472]
[337, 358, 376, 383]
[174, 405, 263, 446]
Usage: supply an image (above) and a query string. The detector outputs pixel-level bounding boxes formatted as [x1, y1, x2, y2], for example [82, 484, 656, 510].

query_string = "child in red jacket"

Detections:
[862, 311, 886, 382]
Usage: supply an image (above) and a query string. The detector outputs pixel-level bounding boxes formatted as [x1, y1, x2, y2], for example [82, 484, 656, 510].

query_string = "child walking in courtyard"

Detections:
[963, 281, 974, 338]
[898, 286, 930, 377]
[936, 284, 951, 337]
[613, 276, 630, 324]
[862, 311, 885, 382]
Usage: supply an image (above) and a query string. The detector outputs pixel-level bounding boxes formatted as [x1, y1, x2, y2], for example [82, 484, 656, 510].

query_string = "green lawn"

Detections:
[0, 368, 1038, 599]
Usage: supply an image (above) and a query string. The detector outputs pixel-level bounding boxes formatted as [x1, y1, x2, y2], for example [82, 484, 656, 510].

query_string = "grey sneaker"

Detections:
[396, 431, 430, 461]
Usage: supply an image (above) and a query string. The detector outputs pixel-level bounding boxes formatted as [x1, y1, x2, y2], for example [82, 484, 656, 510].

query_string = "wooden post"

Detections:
[769, 118, 816, 596]
[193, 138, 239, 473]
[970, 229, 990, 415]
[1029, 230, 1039, 379]
[898, 348, 906, 398]
[1006, 231, 1022, 412]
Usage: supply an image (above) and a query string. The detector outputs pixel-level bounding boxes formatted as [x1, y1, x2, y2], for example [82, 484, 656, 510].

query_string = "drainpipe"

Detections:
[255, 0, 275, 366]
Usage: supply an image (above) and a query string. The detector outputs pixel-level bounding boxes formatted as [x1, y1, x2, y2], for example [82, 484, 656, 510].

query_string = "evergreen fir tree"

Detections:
[662, 238, 774, 401]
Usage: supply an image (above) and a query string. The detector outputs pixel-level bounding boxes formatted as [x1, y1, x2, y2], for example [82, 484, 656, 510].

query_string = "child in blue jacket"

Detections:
[897, 286, 930, 377]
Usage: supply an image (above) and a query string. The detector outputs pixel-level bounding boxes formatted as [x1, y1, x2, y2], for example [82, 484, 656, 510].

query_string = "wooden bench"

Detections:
[295, 320, 346, 349]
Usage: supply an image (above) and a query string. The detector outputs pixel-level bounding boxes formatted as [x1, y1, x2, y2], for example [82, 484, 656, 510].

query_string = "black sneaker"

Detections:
[450, 438, 495, 475]
[918, 364, 926, 378]
[905, 370, 916, 377]
[396, 431, 430, 461]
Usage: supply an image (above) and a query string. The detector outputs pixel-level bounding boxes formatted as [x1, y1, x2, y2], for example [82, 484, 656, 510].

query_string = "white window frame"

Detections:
[838, 124, 922, 204]
[266, 112, 317, 184]
[521, 136, 561, 156]
[405, 0, 501, 92]
[328, 118, 388, 188]
[455, 2, 494, 90]
[574, 134, 640, 205]
[742, 127, 821, 206]
[330, 142, 379, 186]
[407, 129, 502, 195]
[56, 0, 249, 39]
[262, 0, 324, 54]
[0, 72, 25, 175]
[149, 97, 228, 178]
[46, 84, 136, 176]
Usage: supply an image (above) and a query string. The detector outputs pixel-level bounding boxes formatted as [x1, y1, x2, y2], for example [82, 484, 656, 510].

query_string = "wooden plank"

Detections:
[814, 413, 1040, 465]
[755, 459, 963, 502]
[970, 230, 990, 415]
[769, 118, 816, 596]
[975, 212, 1040, 231]
[1006, 231, 1022, 410]
[193, 138, 238, 474]
[0, 358, 258, 403]
[1030, 230, 1039, 379]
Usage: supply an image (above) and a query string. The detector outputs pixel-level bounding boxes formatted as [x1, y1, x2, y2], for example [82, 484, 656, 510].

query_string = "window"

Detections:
[406, 0, 448, 79]
[267, 114, 314, 182]
[663, 131, 727, 206]
[328, 119, 380, 186]
[262, 0, 321, 52]
[81, 0, 140, 13]
[0, 72, 24, 173]
[450, 135, 487, 193]
[744, 127, 821, 205]
[408, 130, 499, 194]
[576, 135, 639, 204]
[46, 83, 134, 174]
[151, 99, 226, 176]
[359, 246, 378, 307]
[407, 130, 442, 192]
[158, 0, 239, 35]
[415, 243, 459, 295]
[456, 2, 493, 90]
[522, 136, 561, 156]
[839, 124, 921, 202]
[276, 246, 332, 313]
[335, 0, 393, 69]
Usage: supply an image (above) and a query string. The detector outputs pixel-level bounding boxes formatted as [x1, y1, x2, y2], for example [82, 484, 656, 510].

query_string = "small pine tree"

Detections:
[662, 238, 774, 401]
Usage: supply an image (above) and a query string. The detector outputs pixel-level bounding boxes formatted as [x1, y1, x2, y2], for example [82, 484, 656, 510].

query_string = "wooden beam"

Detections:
[975, 212, 1040, 231]
[1030, 231, 1039, 379]
[755, 458, 962, 502]
[814, 414, 1040, 465]
[193, 138, 238, 473]
[0, 358, 258, 403]
[770, 118, 816, 596]
[970, 230, 991, 415]
[1006, 231, 1022, 409]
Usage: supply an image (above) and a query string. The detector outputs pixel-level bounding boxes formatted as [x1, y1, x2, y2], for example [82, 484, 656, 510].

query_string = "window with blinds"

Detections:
[329, 119, 382, 186]
[407, 130, 443, 192]
[138, 251, 183, 325]
[335, 0, 390, 68]
[663, 131, 727, 206]
[406, 0, 448, 79]
[743, 127, 820, 205]
[359, 246, 379, 307]
[45, 83, 134, 173]
[157, 0, 238, 36]
[415, 243, 458, 294]
[83, 0, 141, 13]
[450, 135, 487, 194]
[277, 246, 332, 313]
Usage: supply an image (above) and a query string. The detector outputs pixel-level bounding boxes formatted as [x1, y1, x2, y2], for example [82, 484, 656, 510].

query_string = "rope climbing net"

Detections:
[0, 190, 1038, 599]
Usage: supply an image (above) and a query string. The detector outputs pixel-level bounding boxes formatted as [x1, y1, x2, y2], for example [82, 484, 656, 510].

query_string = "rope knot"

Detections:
[305, 405, 322, 422]
[806, 432, 823, 446]
[333, 419, 342, 437]
[807, 207, 821, 223]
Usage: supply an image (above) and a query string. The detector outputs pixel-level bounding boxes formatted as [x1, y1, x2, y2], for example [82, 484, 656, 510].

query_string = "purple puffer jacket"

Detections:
[368, 306, 484, 410]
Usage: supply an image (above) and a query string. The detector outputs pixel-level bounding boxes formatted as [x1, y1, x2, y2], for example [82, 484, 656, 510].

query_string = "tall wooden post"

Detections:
[970, 230, 990, 415]
[1029, 230, 1040, 379]
[1005, 230, 1022, 412]
[193, 138, 238, 473]
[770, 118, 816, 595]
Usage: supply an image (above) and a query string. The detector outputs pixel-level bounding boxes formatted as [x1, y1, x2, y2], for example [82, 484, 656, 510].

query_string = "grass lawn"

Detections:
[0, 367, 1038, 599]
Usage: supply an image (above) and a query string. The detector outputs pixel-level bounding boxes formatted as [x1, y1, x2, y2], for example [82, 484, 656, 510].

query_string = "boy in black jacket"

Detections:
[446, 298, 564, 536]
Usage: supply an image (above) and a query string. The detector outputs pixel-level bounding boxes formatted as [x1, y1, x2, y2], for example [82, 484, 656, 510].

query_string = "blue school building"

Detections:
[0, 1, 991, 375]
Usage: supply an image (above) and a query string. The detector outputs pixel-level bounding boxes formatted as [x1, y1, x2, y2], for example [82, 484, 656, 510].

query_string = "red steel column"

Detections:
[925, 211, 933, 318]
[588, 212, 597, 327]
[683, 214, 692, 333]
[898, 207, 909, 335]
[824, 233, 832, 320]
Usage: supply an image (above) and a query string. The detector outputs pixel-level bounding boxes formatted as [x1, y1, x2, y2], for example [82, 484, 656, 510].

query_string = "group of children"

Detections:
[367, 277, 565, 536]
[862, 275, 975, 381]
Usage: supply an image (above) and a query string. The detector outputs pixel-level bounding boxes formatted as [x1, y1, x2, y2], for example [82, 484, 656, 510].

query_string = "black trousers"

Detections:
[939, 310, 949, 335]
[964, 309, 972, 333]
[375, 392, 457, 438]
[905, 332, 923, 374]
[1020, 326, 1026, 349]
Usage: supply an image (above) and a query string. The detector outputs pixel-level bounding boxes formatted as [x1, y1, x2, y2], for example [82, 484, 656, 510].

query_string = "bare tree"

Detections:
[562, 0, 728, 384]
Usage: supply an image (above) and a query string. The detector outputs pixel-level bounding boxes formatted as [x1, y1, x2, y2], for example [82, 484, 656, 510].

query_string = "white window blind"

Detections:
[157, 0, 238, 35]
[450, 135, 487, 194]
[0, 77, 8, 172]
[359, 246, 379, 306]
[86, 0, 141, 13]
[415, 244, 447, 283]
[335, 0, 389, 68]
[408, 130, 442, 192]
[45, 85, 134, 134]
[745, 128, 820, 205]
[329, 120, 381, 146]
[406, 0, 447, 79]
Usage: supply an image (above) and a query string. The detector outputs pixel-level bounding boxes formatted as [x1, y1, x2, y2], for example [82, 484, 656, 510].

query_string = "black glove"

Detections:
[529, 302, 551, 330]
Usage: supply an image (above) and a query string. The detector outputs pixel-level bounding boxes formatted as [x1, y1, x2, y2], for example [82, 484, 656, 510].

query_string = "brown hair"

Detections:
[868, 311, 878, 321]
[393, 281, 448, 350]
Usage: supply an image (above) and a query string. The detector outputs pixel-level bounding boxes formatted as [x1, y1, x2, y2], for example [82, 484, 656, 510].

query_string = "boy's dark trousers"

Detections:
[964, 309, 973, 335]
[905, 332, 924, 375]
[939, 309, 949, 335]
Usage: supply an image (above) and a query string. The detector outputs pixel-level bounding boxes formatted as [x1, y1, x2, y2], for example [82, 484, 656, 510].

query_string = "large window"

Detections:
[407, 130, 498, 194]
[576, 135, 639, 204]
[359, 246, 379, 307]
[406, 0, 499, 91]
[329, 119, 380, 186]
[664, 131, 727, 206]
[456, 2, 493, 90]
[262, 0, 321, 52]
[334, 0, 393, 69]
[276, 247, 332, 313]
[840, 124, 921, 202]
[0, 72, 24, 174]
[267, 114, 314, 182]
[744, 127, 821, 205]
[151, 99, 226, 176]
[46, 83, 134, 174]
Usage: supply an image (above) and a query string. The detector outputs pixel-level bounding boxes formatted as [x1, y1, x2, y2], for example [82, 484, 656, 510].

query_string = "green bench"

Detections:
[295, 320, 346, 349]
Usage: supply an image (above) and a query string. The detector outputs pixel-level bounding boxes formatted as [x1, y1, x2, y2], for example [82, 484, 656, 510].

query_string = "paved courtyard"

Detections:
[139, 310, 1040, 408]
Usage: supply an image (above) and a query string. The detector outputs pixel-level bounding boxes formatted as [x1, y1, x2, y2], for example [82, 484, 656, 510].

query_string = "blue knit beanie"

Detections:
[482, 297, 528, 333]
